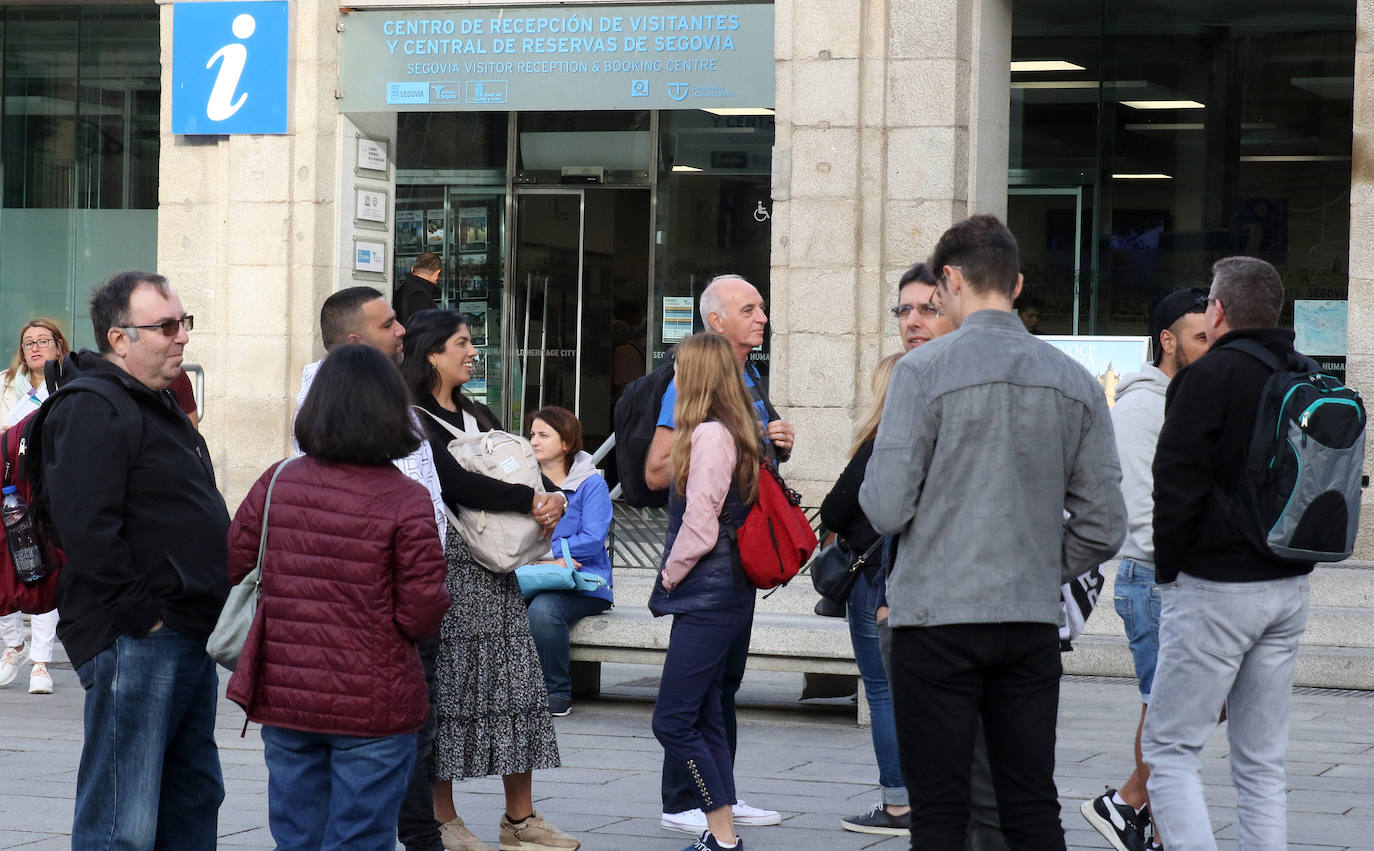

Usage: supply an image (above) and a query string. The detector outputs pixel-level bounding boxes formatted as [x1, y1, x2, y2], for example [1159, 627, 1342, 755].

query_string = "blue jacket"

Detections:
[648, 485, 752, 616]
[548, 452, 614, 604]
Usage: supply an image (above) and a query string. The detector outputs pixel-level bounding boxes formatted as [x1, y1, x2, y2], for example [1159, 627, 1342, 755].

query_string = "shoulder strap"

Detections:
[1, 429, 11, 487]
[415, 405, 466, 441]
[1220, 338, 1284, 372]
[255, 458, 295, 575]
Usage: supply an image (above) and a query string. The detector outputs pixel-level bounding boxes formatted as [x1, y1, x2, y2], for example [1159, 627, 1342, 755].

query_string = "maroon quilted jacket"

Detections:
[225, 457, 449, 737]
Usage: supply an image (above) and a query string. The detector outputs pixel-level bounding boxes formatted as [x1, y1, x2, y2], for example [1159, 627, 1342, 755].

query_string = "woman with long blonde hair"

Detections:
[820, 351, 911, 835]
[648, 333, 762, 851]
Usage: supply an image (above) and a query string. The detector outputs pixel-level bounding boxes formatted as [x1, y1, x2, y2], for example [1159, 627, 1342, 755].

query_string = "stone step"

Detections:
[1064, 634, 1374, 691]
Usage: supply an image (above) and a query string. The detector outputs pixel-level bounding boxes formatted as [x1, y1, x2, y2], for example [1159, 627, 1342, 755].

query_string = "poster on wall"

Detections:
[459, 253, 488, 299]
[465, 357, 488, 399]
[1295, 299, 1347, 381]
[460, 301, 489, 347]
[1041, 336, 1151, 409]
[426, 210, 446, 246]
[662, 296, 694, 342]
[459, 207, 489, 252]
[396, 210, 424, 252]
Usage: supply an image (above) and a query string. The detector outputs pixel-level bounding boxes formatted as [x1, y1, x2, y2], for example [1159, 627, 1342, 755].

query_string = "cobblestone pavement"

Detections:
[1, 659, 1371, 849]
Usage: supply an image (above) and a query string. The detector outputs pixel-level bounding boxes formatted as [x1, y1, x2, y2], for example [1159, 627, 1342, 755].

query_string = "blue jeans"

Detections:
[72, 628, 224, 851]
[1114, 558, 1162, 702]
[1143, 573, 1309, 851]
[262, 725, 418, 851]
[847, 570, 908, 807]
[653, 607, 753, 814]
[526, 591, 611, 704]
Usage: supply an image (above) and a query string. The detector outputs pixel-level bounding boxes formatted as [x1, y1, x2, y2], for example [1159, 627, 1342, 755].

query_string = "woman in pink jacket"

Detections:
[227, 344, 450, 851]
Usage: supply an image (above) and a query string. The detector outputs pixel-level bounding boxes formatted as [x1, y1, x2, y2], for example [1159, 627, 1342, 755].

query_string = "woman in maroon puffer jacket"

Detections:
[226, 344, 450, 851]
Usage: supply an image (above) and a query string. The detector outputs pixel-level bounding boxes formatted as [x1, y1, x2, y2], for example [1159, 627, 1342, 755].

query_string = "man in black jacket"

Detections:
[43, 270, 229, 850]
[1143, 256, 1313, 850]
[395, 252, 442, 322]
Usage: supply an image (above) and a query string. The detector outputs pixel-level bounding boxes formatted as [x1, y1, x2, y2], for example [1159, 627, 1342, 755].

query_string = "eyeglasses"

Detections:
[1205, 297, 1221, 308]
[21, 337, 55, 350]
[122, 315, 194, 337]
[891, 303, 944, 320]
[936, 264, 964, 289]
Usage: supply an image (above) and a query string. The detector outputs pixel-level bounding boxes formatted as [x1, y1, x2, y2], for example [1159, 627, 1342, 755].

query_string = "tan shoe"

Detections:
[498, 810, 580, 850]
[440, 816, 495, 851]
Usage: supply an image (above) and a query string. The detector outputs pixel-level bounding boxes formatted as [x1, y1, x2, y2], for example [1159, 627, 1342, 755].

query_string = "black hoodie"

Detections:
[41, 351, 229, 668]
[1152, 328, 1316, 584]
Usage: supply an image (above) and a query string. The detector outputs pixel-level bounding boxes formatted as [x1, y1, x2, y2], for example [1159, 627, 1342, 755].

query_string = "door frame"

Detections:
[1008, 185, 1085, 335]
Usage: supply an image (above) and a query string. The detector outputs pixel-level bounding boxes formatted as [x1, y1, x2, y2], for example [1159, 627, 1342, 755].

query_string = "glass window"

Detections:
[654, 109, 774, 377]
[1010, 0, 1355, 371]
[516, 110, 651, 185]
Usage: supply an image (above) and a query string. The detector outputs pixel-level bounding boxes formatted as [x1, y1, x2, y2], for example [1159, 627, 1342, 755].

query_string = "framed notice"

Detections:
[662, 296, 694, 342]
[396, 209, 424, 252]
[426, 210, 446, 246]
[356, 188, 387, 224]
[354, 239, 386, 274]
[460, 301, 488, 347]
[459, 207, 489, 252]
[357, 137, 388, 173]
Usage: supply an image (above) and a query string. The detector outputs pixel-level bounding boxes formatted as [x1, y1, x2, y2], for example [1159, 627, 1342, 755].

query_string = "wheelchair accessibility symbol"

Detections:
[754, 201, 770, 222]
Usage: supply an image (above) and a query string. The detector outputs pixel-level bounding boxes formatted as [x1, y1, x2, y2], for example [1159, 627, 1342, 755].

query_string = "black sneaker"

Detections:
[548, 697, 572, 717]
[683, 830, 743, 851]
[840, 802, 911, 836]
[1080, 788, 1149, 851]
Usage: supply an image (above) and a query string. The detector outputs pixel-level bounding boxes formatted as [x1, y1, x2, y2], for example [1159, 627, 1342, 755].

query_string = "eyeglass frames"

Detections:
[890, 303, 944, 320]
[20, 337, 55, 350]
[122, 315, 194, 337]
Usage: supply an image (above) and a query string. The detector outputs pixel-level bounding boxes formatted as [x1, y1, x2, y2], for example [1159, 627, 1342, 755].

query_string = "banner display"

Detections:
[338, 4, 774, 111]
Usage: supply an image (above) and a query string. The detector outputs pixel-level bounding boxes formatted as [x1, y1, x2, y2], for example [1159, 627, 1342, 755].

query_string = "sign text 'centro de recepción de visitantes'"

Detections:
[337, 4, 773, 112]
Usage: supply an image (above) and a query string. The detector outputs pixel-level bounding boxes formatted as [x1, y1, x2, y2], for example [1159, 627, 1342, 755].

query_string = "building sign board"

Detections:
[172, 1, 290, 134]
[338, 4, 773, 111]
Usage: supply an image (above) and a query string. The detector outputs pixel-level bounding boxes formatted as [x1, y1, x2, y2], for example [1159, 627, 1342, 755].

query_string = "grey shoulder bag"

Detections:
[207, 457, 294, 670]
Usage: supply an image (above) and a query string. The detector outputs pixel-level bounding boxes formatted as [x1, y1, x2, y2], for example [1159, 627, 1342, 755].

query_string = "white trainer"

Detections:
[660, 809, 708, 833]
[732, 800, 781, 826]
[0, 646, 25, 687]
[28, 662, 53, 695]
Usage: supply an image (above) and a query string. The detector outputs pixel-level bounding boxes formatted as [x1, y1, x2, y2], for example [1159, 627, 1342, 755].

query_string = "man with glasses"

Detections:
[861, 215, 1125, 848]
[40, 270, 229, 849]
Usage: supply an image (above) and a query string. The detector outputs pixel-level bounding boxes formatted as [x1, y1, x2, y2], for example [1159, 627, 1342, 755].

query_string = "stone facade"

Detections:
[157, 0, 1372, 562]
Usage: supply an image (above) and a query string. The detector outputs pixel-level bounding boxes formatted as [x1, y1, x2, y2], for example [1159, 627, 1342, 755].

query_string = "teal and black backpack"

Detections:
[1222, 338, 1366, 562]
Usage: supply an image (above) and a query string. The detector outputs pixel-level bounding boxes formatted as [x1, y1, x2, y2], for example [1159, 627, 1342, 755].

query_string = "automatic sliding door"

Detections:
[511, 190, 583, 430]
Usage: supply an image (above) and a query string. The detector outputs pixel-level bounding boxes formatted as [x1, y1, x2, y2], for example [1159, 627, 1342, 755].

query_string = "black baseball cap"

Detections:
[1149, 288, 1208, 365]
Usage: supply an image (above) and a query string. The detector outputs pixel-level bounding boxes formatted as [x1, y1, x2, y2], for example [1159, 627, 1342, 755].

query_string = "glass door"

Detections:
[508, 187, 650, 446]
[1007, 186, 1091, 335]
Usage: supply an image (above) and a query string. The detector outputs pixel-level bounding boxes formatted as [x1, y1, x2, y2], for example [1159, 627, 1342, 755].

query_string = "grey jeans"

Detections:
[1142, 572, 1310, 851]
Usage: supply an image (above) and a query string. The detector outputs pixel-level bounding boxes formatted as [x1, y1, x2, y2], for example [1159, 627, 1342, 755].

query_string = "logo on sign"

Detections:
[631, 80, 650, 97]
[387, 83, 430, 104]
[466, 81, 509, 105]
[171, 1, 289, 134]
[430, 83, 460, 103]
[667, 83, 690, 102]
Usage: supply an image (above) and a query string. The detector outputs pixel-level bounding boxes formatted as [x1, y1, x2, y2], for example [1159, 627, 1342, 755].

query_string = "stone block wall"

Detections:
[1351, 0, 1374, 558]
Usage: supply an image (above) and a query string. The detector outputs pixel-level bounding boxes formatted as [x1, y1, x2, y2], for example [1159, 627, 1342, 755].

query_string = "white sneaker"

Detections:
[661, 809, 708, 833]
[28, 663, 53, 695]
[0, 646, 25, 687]
[732, 800, 781, 826]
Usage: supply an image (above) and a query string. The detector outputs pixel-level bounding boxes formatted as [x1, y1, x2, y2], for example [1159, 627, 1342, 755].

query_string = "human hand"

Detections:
[875, 605, 890, 624]
[531, 493, 564, 531]
[767, 419, 795, 451]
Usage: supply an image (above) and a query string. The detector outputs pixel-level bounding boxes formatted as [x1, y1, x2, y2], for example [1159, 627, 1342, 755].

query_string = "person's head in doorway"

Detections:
[320, 286, 405, 363]
[1150, 288, 1210, 376]
[411, 253, 442, 284]
[1014, 291, 1045, 334]
[893, 262, 954, 352]
[699, 274, 767, 366]
[1205, 256, 1284, 343]
[929, 214, 1024, 328]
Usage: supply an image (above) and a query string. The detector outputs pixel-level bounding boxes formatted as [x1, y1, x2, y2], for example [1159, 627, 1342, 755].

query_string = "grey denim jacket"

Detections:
[859, 309, 1126, 629]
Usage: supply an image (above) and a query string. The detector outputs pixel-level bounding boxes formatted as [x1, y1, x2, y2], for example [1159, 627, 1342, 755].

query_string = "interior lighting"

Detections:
[700, 107, 775, 116]
[1239, 155, 1350, 162]
[1121, 100, 1205, 110]
[1010, 60, 1085, 73]
[1112, 173, 1173, 179]
[671, 165, 703, 172]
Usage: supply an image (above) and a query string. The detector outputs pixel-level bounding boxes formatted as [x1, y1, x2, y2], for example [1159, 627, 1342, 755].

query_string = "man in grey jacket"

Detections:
[1081, 288, 1209, 851]
[860, 214, 1126, 848]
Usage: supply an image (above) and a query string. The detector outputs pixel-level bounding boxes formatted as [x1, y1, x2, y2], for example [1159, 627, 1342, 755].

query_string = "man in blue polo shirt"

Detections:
[644, 274, 795, 836]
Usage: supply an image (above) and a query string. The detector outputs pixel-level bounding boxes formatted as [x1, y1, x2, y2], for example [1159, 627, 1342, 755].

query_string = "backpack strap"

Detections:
[1220, 338, 1319, 374]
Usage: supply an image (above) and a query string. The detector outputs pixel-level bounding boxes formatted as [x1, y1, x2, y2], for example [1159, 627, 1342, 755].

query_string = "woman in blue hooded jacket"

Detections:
[525, 406, 614, 717]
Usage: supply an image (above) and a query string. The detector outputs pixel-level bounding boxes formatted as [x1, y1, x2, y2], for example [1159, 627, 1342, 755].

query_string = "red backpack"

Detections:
[721, 460, 818, 589]
[0, 409, 62, 615]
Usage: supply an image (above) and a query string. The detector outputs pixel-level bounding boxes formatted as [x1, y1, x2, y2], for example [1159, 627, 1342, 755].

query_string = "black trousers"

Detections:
[890, 623, 1065, 851]
[397, 637, 442, 851]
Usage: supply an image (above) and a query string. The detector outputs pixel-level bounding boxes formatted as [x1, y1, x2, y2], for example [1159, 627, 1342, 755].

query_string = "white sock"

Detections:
[714, 839, 737, 849]
[1111, 791, 1144, 814]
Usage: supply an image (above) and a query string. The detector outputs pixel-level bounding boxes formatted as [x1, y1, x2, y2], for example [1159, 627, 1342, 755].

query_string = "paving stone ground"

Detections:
[1, 658, 1371, 850]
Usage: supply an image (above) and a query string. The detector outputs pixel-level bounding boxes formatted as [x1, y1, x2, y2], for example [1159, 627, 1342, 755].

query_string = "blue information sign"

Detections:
[172, 1, 290, 134]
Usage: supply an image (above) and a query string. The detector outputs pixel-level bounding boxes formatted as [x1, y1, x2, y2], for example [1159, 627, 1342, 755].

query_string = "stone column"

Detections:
[156, 0, 341, 506]
[1349, 0, 1374, 558]
[770, 0, 1012, 504]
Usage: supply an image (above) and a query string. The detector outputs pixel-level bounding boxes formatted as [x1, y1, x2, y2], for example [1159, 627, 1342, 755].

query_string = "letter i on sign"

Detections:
[206, 14, 256, 121]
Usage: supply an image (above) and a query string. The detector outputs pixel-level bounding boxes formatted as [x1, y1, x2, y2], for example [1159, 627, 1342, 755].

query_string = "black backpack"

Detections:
[1220, 338, 1366, 562]
[612, 351, 677, 508]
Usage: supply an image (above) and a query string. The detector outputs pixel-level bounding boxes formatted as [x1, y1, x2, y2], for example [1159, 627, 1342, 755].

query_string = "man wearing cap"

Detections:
[1080, 288, 1209, 851]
